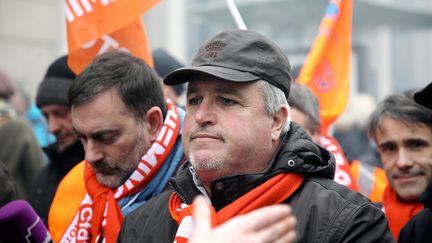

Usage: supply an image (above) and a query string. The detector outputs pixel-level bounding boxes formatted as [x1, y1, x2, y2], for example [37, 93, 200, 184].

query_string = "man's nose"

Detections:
[396, 149, 414, 170]
[193, 100, 216, 126]
[84, 140, 104, 164]
[48, 116, 60, 133]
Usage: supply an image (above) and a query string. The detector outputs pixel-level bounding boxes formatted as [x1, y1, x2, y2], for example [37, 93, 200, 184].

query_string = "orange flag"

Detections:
[297, 0, 352, 134]
[65, 0, 159, 74]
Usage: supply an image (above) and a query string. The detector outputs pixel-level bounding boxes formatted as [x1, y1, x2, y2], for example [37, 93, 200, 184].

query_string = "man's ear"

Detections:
[145, 106, 163, 142]
[271, 105, 289, 141]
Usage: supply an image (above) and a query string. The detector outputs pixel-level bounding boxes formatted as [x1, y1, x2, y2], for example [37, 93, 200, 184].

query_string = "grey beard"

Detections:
[189, 154, 224, 171]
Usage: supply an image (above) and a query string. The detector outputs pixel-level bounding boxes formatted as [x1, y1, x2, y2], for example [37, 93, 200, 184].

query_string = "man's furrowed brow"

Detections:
[213, 86, 242, 96]
[73, 126, 117, 139]
[378, 140, 396, 150]
[89, 129, 118, 139]
[187, 84, 242, 95]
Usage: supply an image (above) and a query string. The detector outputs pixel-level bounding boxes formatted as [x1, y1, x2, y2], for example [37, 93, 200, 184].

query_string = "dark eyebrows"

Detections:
[404, 138, 429, 146]
[73, 127, 118, 140]
[378, 138, 430, 150]
[378, 141, 394, 149]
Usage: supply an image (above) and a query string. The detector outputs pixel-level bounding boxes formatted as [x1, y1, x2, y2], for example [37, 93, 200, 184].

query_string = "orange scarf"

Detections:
[169, 173, 305, 243]
[61, 99, 180, 243]
[382, 184, 423, 241]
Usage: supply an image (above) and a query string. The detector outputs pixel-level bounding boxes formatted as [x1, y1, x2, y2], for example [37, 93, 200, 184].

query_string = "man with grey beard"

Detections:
[119, 29, 392, 243]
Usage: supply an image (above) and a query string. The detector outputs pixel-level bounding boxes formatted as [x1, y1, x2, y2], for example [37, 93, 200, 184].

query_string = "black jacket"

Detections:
[118, 124, 393, 243]
[27, 141, 84, 226]
[0, 160, 18, 207]
[398, 184, 432, 243]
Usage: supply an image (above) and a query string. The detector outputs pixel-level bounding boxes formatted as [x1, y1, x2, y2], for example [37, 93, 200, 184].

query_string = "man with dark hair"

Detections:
[48, 51, 185, 243]
[28, 55, 85, 226]
[368, 89, 432, 241]
[119, 29, 392, 242]
[398, 82, 432, 243]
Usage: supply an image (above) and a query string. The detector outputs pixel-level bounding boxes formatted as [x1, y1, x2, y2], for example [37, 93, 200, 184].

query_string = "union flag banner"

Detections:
[297, 0, 352, 134]
[65, 0, 159, 74]
[320, 134, 359, 192]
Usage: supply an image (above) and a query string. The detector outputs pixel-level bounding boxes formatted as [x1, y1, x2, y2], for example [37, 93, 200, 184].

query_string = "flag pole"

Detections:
[225, 0, 247, 30]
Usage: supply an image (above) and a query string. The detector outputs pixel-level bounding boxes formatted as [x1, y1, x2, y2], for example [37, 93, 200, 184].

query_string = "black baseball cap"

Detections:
[414, 82, 432, 110]
[164, 30, 292, 98]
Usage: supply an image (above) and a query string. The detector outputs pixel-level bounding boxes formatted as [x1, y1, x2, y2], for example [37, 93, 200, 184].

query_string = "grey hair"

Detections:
[368, 90, 432, 140]
[257, 80, 291, 135]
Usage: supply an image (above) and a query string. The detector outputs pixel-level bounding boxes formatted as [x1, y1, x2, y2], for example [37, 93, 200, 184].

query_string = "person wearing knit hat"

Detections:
[152, 49, 186, 105]
[28, 55, 84, 226]
[36, 55, 76, 108]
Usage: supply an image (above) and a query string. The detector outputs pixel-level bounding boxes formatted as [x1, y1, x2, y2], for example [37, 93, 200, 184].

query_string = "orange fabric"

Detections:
[320, 134, 359, 191]
[65, 0, 159, 73]
[297, 0, 352, 133]
[48, 161, 86, 243]
[369, 166, 387, 202]
[169, 173, 305, 242]
[350, 160, 388, 203]
[382, 185, 423, 241]
[83, 163, 124, 243]
[350, 160, 360, 178]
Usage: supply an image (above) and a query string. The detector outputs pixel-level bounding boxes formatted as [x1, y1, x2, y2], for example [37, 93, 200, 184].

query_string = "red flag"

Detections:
[297, 0, 352, 134]
[65, 0, 159, 74]
[320, 134, 359, 191]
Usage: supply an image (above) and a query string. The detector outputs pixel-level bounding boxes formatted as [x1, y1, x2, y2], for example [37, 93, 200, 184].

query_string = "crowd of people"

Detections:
[0, 28, 431, 243]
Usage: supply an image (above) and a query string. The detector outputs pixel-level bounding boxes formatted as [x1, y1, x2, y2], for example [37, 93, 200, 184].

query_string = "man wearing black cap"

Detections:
[398, 82, 432, 243]
[119, 30, 392, 242]
[28, 55, 84, 226]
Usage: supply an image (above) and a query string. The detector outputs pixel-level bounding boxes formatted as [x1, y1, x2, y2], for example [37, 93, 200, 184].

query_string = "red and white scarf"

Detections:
[60, 99, 180, 243]
[169, 173, 305, 243]
[320, 134, 359, 191]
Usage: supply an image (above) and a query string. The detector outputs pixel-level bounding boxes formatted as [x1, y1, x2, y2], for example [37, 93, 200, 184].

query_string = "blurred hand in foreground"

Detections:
[190, 196, 297, 243]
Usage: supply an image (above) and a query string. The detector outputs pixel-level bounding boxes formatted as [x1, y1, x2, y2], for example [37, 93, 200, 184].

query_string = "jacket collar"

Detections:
[170, 123, 335, 210]
[43, 140, 84, 168]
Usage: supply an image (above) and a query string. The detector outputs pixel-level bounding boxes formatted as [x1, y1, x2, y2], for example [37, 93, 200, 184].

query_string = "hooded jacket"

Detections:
[119, 123, 393, 242]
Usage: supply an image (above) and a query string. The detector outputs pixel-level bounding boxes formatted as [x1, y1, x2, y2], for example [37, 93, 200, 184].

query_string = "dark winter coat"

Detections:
[118, 123, 393, 243]
[0, 119, 44, 198]
[398, 184, 432, 243]
[27, 140, 84, 226]
[0, 160, 18, 207]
